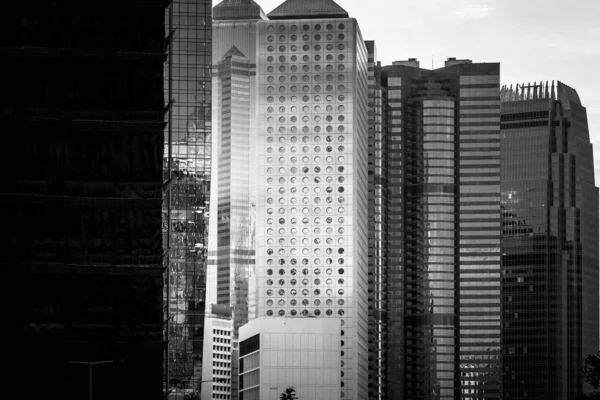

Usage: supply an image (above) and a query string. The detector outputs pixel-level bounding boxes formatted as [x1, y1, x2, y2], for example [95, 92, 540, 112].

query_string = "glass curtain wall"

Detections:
[163, 0, 212, 397]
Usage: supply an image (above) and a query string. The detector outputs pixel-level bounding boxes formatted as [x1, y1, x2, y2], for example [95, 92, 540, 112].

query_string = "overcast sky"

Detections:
[212, 0, 600, 182]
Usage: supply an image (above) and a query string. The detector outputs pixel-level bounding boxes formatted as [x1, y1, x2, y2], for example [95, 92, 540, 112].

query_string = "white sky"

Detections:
[212, 0, 600, 182]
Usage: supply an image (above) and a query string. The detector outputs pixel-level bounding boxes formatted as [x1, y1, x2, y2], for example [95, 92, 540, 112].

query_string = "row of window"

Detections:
[266, 308, 345, 317]
[266, 23, 347, 33]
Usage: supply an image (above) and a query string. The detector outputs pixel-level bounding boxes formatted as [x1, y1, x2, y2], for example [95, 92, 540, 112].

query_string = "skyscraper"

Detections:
[381, 59, 502, 399]
[163, 0, 213, 395]
[4, 2, 169, 399]
[365, 40, 388, 400]
[208, 0, 370, 398]
[500, 81, 599, 399]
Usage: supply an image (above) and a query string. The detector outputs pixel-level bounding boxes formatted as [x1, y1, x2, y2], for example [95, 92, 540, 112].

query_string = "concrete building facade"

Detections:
[238, 317, 341, 400]
[208, 1, 369, 398]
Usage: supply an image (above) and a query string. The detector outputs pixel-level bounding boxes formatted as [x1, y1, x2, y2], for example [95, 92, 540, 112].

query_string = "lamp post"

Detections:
[67, 360, 113, 400]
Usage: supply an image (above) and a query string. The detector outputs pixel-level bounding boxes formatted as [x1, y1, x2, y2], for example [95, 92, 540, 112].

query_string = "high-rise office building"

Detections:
[208, 0, 370, 398]
[163, 0, 213, 396]
[500, 81, 599, 399]
[365, 40, 388, 400]
[201, 305, 234, 400]
[208, 2, 266, 397]
[3, 1, 169, 399]
[381, 59, 502, 400]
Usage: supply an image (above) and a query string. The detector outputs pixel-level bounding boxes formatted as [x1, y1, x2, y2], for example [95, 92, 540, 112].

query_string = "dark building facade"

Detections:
[500, 81, 599, 400]
[163, 0, 213, 396]
[381, 59, 502, 400]
[366, 40, 388, 400]
[2, 2, 169, 399]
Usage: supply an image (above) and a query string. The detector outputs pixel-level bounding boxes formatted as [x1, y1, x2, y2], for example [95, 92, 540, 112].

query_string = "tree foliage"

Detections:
[576, 351, 600, 400]
[279, 386, 298, 400]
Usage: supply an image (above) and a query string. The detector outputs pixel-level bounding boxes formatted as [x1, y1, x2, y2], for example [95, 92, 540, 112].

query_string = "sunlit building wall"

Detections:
[208, 2, 266, 398]
[253, 4, 370, 400]
[201, 306, 234, 400]
[209, 1, 370, 399]
[238, 317, 341, 400]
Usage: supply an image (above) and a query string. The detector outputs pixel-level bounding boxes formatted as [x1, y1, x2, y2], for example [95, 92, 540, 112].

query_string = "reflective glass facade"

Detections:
[366, 40, 388, 400]
[163, 0, 213, 396]
[500, 81, 599, 399]
[5, 2, 169, 399]
[381, 61, 502, 400]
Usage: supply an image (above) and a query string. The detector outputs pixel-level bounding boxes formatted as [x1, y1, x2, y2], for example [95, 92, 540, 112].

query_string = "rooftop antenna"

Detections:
[432, 54, 434, 69]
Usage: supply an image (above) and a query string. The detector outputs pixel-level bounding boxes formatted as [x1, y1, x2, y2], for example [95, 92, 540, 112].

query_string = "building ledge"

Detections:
[0, 116, 166, 132]
[16, 0, 170, 9]
[0, 46, 167, 62]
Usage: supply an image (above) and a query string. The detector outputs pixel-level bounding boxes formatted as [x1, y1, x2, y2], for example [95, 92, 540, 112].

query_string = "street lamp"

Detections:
[67, 360, 113, 400]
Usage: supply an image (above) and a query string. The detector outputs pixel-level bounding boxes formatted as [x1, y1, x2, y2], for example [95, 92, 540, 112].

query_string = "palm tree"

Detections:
[279, 386, 298, 400]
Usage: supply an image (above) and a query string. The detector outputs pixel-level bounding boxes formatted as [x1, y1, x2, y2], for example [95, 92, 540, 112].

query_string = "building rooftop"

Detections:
[267, 0, 349, 20]
[223, 46, 246, 59]
[213, 0, 267, 21]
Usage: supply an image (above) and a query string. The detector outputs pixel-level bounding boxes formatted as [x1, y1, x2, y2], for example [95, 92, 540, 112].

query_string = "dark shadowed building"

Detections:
[365, 40, 388, 400]
[381, 59, 502, 400]
[500, 81, 599, 400]
[2, 1, 169, 399]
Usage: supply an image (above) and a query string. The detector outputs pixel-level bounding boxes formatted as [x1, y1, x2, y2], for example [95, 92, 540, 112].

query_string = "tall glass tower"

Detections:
[163, 0, 213, 396]
[500, 81, 599, 400]
[381, 59, 502, 400]
[208, 0, 370, 398]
